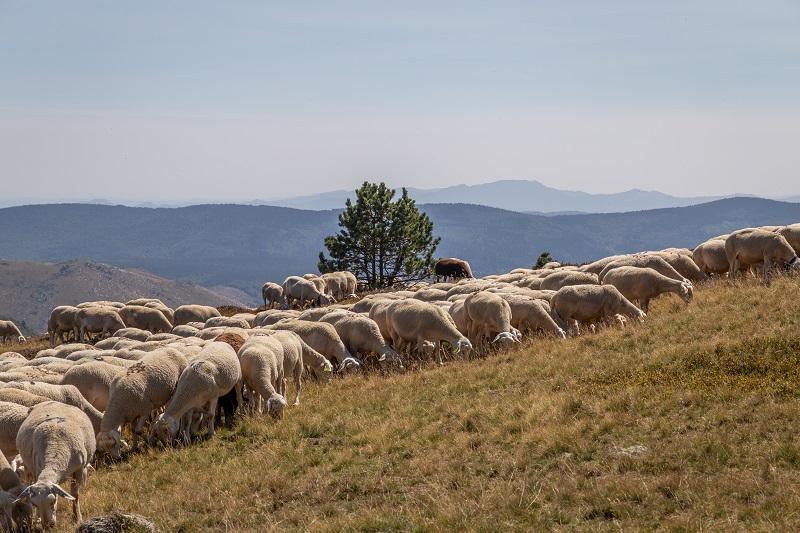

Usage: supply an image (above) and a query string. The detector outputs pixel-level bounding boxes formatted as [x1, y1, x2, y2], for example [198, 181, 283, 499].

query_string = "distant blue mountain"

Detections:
[260, 179, 725, 213]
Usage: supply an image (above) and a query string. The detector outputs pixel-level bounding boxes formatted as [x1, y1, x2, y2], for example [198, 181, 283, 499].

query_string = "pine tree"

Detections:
[534, 251, 554, 269]
[318, 181, 440, 289]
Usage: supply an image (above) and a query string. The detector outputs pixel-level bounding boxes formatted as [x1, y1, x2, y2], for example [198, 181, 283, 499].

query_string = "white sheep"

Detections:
[0, 401, 31, 457]
[15, 401, 95, 528]
[47, 306, 80, 347]
[1, 382, 103, 434]
[151, 341, 241, 443]
[96, 348, 187, 457]
[0, 321, 24, 344]
[282, 276, 335, 309]
[0, 450, 31, 530]
[777, 223, 800, 255]
[117, 305, 173, 334]
[237, 335, 289, 418]
[386, 299, 473, 365]
[75, 308, 126, 343]
[539, 271, 599, 291]
[725, 228, 799, 285]
[320, 313, 403, 365]
[61, 361, 127, 411]
[261, 282, 285, 309]
[601, 266, 693, 313]
[173, 304, 221, 326]
[551, 284, 645, 336]
[266, 320, 360, 371]
[462, 291, 521, 347]
[598, 255, 687, 283]
[496, 294, 566, 338]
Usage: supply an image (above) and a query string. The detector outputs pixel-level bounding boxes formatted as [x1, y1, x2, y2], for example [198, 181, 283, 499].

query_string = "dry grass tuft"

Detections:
[7, 277, 800, 531]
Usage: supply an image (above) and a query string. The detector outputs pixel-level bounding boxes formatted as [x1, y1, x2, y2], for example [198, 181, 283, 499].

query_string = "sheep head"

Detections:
[491, 332, 519, 346]
[455, 338, 473, 355]
[680, 283, 694, 304]
[555, 327, 567, 339]
[15, 482, 74, 530]
[266, 395, 288, 419]
[339, 357, 362, 373]
[314, 360, 334, 382]
[151, 414, 179, 445]
[790, 256, 799, 269]
[96, 429, 123, 458]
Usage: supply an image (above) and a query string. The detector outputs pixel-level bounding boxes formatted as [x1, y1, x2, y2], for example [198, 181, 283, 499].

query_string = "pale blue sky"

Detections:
[1, 1, 799, 204]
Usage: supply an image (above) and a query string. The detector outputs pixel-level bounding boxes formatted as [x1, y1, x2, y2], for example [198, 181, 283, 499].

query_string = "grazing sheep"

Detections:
[173, 305, 221, 326]
[172, 324, 201, 338]
[0, 401, 31, 457]
[266, 320, 359, 370]
[302, 274, 328, 295]
[232, 313, 257, 327]
[320, 313, 402, 364]
[444, 280, 493, 300]
[539, 271, 599, 291]
[725, 228, 800, 285]
[0, 321, 24, 344]
[282, 276, 335, 309]
[117, 305, 173, 334]
[0, 388, 51, 408]
[48, 306, 80, 347]
[598, 255, 687, 283]
[96, 348, 187, 457]
[413, 288, 449, 302]
[236, 335, 288, 418]
[648, 252, 708, 283]
[462, 291, 521, 347]
[579, 255, 630, 274]
[261, 282, 285, 309]
[152, 341, 241, 443]
[114, 328, 151, 341]
[386, 299, 473, 365]
[75, 308, 126, 343]
[272, 330, 332, 385]
[551, 284, 645, 335]
[601, 266, 693, 313]
[62, 361, 127, 411]
[143, 302, 175, 324]
[434, 258, 474, 282]
[777, 223, 800, 255]
[15, 401, 95, 528]
[254, 309, 301, 327]
[2, 382, 103, 434]
[496, 295, 566, 338]
[204, 316, 251, 329]
[0, 450, 32, 530]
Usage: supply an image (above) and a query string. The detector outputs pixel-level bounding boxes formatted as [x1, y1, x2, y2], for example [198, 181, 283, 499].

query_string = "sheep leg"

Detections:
[132, 416, 147, 450]
[293, 365, 302, 406]
[639, 299, 650, 314]
[206, 398, 217, 438]
[71, 468, 85, 523]
[279, 377, 286, 397]
[763, 256, 771, 286]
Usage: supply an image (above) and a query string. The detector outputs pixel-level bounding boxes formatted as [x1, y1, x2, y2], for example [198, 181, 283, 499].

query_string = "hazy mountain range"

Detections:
[260, 179, 731, 213]
[3, 179, 797, 213]
[1, 197, 798, 316]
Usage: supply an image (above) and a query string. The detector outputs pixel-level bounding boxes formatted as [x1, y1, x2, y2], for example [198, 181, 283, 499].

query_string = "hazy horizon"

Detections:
[2, 2, 799, 204]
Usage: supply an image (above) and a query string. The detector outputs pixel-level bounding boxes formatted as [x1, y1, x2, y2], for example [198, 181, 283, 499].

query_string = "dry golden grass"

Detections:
[6, 277, 800, 531]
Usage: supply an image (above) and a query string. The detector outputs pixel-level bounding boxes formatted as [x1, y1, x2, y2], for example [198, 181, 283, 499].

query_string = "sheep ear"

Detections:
[50, 484, 75, 500]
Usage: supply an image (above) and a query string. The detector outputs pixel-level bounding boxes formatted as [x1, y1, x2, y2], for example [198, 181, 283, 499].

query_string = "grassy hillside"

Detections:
[5, 276, 792, 531]
[0, 198, 798, 296]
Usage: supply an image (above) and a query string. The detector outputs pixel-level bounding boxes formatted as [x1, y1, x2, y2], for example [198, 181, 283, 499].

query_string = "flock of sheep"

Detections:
[0, 224, 797, 530]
